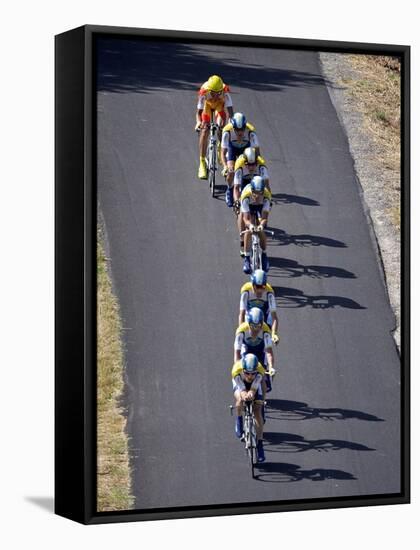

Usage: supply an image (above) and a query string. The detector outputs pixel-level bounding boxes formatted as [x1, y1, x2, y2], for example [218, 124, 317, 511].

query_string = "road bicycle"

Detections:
[241, 219, 275, 273]
[230, 399, 258, 478]
[204, 112, 223, 197]
[243, 399, 258, 478]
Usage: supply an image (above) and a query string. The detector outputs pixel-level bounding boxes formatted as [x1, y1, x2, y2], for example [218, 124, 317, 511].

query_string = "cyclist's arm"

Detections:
[264, 332, 274, 370]
[243, 211, 253, 229]
[260, 166, 270, 189]
[251, 374, 263, 392]
[250, 132, 260, 156]
[239, 292, 248, 325]
[265, 348, 274, 371]
[195, 109, 203, 130]
[258, 209, 269, 229]
[224, 94, 234, 119]
[268, 292, 279, 340]
[234, 168, 243, 188]
[221, 132, 230, 167]
[234, 333, 244, 362]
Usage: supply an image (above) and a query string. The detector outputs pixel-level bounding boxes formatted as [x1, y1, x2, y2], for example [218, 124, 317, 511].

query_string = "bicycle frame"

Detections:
[240, 213, 274, 274]
[243, 399, 257, 478]
[206, 118, 218, 197]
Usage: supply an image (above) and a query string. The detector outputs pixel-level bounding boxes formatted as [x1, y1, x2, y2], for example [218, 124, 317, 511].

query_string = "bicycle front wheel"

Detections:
[209, 144, 217, 197]
[244, 414, 257, 477]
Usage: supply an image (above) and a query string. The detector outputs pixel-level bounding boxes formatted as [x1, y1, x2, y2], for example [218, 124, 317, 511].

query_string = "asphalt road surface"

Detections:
[97, 38, 401, 510]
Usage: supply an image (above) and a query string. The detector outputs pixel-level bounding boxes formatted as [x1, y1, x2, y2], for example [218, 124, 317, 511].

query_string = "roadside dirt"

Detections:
[320, 53, 401, 350]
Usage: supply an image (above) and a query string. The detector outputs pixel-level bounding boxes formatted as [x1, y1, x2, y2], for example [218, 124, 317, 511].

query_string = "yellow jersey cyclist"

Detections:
[233, 146, 271, 206]
[239, 269, 279, 345]
[241, 175, 272, 273]
[235, 306, 275, 381]
[221, 113, 260, 207]
[231, 353, 266, 462]
[195, 75, 234, 180]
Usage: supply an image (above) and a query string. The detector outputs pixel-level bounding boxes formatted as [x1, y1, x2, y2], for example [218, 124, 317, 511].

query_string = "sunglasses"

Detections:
[244, 371, 257, 377]
[249, 322, 262, 329]
[254, 284, 266, 289]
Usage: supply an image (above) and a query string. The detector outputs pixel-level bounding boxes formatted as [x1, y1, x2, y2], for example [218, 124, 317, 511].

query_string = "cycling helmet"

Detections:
[251, 175, 265, 193]
[231, 112, 247, 130]
[242, 353, 258, 374]
[247, 307, 264, 326]
[243, 147, 257, 164]
[251, 269, 267, 287]
[207, 75, 224, 93]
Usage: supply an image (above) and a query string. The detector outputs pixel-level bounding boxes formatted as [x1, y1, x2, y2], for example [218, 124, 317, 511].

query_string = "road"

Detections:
[97, 38, 401, 510]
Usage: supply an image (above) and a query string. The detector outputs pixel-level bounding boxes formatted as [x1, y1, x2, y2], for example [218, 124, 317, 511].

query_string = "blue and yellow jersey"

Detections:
[234, 154, 266, 172]
[221, 122, 259, 150]
[223, 121, 256, 134]
[234, 321, 272, 353]
[240, 183, 272, 202]
[231, 359, 266, 379]
[231, 359, 265, 393]
[239, 282, 276, 318]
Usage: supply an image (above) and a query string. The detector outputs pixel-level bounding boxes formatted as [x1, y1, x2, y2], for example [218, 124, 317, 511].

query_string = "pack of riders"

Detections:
[195, 75, 279, 464]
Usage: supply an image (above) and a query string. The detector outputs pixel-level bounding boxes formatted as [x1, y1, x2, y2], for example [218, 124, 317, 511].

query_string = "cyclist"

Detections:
[235, 306, 276, 394]
[221, 113, 260, 207]
[239, 269, 279, 345]
[233, 146, 270, 204]
[231, 353, 266, 462]
[241, 175, 272, 273]
[195, 75, 234, 180]
[235, 305, 274, 370]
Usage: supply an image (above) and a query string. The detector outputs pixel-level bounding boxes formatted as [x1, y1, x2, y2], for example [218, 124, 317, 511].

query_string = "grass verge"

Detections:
[342, 54, 401, 229]
[97, 230, 134, 512]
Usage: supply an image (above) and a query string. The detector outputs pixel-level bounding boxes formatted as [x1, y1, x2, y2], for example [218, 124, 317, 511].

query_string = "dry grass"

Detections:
[97, 234, 134, 512]
[343, 54, 401, 228]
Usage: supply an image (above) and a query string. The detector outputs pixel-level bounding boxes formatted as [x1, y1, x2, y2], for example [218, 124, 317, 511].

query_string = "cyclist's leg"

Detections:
[254, 401, 264, 441]
[243, 212, 252, 253]
[199, 108, 211, 158]
[215, 101, 227, 137]
[233, 388, 244, 438]
[254, 386, 266, 462]
[238, 211, 245, 255]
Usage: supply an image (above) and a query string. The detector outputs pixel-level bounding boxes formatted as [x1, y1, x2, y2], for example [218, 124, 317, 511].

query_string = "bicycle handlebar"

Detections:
[240, 228, 275, 236]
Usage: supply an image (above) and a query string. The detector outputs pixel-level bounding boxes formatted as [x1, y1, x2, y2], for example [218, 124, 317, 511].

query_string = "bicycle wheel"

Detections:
[249, 416, 257, 478]
[209, 143, 217, 197]
[244, 405, 257, 478]
[251, 236, 262, 273]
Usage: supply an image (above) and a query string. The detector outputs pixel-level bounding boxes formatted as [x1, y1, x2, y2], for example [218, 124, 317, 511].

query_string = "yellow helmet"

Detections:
[206, 75, 224, 93]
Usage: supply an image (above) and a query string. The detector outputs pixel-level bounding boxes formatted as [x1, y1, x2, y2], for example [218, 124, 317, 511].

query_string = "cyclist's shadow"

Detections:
[253, 461, 357, 483]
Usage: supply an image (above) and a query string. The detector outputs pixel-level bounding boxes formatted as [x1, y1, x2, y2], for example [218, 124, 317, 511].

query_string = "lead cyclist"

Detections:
[231, 353, 266, 463]
[195, 75, 234, 180]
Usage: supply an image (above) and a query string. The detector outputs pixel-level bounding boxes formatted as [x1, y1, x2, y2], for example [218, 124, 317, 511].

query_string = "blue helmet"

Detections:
[247, 307, 264, 326]
[231, 112, 247, 130]
[251, 175, 265, 193]
[251, 269, 267, 287]
[242, 353, 258, 374]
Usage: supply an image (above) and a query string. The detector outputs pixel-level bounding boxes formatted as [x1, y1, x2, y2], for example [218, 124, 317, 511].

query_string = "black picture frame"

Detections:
[55, 24, 410, 525]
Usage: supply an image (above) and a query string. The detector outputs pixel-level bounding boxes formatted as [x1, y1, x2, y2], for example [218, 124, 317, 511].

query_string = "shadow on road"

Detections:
[265, 399, 384, 422]
[270, 193, 320, 206]
[264, 431, 375, 453]
[253, 462, 357, 483]
[268, 257, 356, 280]
[270, 286, 365, 309]
[97, 39, 328, 94]
[267, 228, 347, 248]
